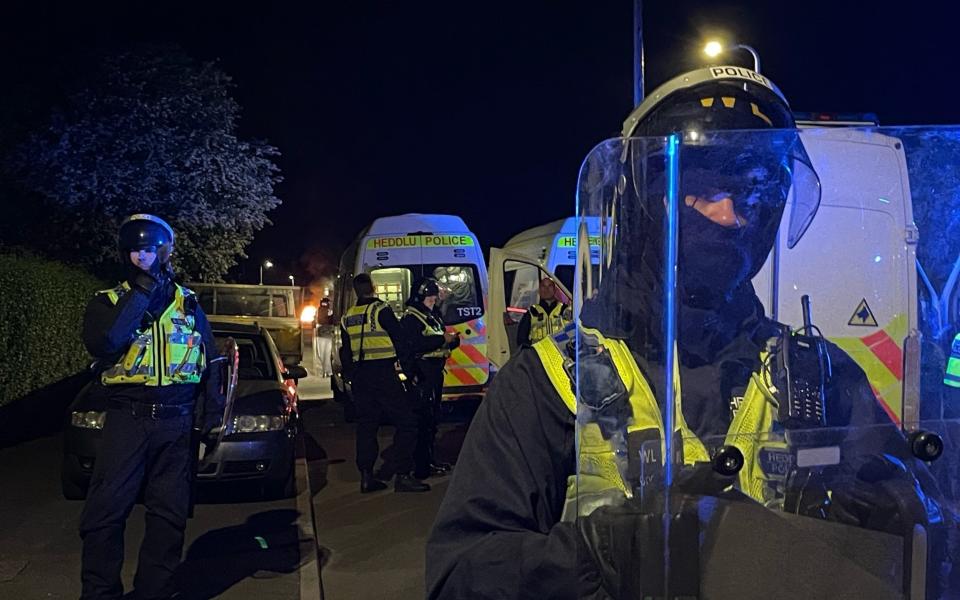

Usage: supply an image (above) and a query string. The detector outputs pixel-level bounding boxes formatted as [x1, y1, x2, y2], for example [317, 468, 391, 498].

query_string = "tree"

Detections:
[9, 46, 281, 281]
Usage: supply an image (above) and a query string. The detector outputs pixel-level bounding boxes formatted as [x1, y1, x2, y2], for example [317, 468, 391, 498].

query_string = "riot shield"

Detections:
[573, 125, 960, 599]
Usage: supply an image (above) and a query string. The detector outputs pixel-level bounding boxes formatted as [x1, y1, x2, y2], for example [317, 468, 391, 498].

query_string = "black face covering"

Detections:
[678, 205, 754, 310]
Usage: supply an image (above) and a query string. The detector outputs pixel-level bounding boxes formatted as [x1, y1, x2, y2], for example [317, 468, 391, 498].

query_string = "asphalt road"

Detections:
[0, 431, 308, 599]
[298, 341, 476, 600]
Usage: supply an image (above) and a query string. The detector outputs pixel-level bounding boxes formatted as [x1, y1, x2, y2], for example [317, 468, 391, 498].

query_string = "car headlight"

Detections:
[71, 411, 106, 430]
[230, 414, 287, 434]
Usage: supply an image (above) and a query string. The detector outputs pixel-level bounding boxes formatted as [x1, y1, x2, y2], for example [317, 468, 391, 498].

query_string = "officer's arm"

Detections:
[516, 310, 532, 347]
[338, 324, 353, 377]
[81, 287, 151, 359]
[402, 314, 446, 355]
[426, 355, 581, 599]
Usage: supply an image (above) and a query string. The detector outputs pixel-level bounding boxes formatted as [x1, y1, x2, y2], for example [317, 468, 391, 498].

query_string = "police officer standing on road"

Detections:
[80, 214, 225, 600]
[339, 273, 430, 493]
[399, 277, 460, 479]
[517, 277, 572, 347]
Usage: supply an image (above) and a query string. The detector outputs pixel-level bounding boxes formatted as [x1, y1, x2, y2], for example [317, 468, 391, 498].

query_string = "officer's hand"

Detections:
[126, 263, 159, 295]
[443, 331, 457, 344]
[827, 455, 932, 537]
[446, 332, 461, 350]
[577, 502, 659, 598]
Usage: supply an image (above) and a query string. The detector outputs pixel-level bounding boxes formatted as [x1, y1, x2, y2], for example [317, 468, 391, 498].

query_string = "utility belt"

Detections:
[108, 399, 194, 420]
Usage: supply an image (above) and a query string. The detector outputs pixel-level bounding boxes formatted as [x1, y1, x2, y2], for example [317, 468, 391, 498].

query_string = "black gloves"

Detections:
[827, 455, 933, 537]
[126, 260, 165, 296]
[577, 462, 740, 598]
[577, 502, 660, 599]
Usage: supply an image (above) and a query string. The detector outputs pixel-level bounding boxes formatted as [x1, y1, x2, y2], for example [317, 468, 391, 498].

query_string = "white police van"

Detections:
[332, 214, 490, 402]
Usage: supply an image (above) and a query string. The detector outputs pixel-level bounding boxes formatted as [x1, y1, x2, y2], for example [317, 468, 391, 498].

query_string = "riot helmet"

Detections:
[118, 214, 175, 265]
[410, 277, 441, 304]
[578, 66, 821, 345]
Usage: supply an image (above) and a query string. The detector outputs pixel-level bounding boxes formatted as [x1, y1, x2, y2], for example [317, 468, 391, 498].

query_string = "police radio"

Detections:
[772, 295, 830, 429]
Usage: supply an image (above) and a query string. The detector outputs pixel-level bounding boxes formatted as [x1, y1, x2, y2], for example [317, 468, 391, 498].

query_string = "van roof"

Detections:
[504, 217, 600, 247]
[367, 213, 472, 235]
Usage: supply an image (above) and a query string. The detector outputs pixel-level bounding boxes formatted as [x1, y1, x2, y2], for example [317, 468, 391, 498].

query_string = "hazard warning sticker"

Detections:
[848, 298, 878, 327]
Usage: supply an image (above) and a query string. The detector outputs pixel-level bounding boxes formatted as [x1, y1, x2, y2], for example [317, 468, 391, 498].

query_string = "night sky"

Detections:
[3, 1, 959, 286]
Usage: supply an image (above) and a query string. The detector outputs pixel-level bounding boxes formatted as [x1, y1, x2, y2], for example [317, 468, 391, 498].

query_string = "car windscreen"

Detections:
[213, 333, 277, 380]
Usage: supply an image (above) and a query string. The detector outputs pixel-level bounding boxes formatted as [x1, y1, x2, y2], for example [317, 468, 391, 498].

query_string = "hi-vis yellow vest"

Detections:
[528, 302, 572, 344]
[342, 301, 397, 362]
[533, 330, 779, 520]
[405, 305, 448, 359]
[101, 283, 206, 387]
[944, 333, 960, 389]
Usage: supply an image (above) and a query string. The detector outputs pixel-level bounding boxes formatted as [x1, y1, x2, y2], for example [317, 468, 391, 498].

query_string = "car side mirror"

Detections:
[284, 365, 309, 381]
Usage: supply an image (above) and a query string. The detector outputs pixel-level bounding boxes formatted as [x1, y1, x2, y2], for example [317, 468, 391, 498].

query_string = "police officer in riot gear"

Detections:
[398, 277, 460, 479]
[80, 214, 225, 600]
[517, 277, 572, 347]
[426, 67, 953, 599]
[339, 273, 430, 493]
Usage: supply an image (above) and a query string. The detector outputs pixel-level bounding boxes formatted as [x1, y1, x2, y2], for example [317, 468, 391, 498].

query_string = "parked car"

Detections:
[61, 321, 307, 500]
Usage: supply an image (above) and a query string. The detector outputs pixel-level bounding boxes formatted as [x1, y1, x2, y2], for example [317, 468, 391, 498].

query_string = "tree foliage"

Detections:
[10, 46, 282, 281]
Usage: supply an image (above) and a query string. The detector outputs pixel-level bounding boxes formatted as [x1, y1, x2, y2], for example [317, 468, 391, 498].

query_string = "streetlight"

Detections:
[259, 260, 273, 285]
[288, 274, 295, 287]
[703, 40, 761, 73]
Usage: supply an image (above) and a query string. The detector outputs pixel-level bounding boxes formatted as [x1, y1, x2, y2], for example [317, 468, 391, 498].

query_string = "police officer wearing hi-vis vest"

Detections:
[399, 277, 460, 479]
[339, 273, 430, 493]
[517, 277, 572, 347]
[80, 214, 225, 600]
[426, 67, 955, 599]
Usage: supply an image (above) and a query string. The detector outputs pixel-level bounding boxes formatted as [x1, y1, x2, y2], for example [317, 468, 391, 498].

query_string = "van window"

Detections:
[368, 264, 483, 325]
[370, 268, 412, 315]
[430, 264, 483, 325]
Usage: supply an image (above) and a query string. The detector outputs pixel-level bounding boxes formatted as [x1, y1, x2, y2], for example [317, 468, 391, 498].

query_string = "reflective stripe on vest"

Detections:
[405, 306, 448, 359]
[342, 301, 397, 361]
[528, 302, 571, 344]
[101, 283, 206, 387]
[945, 333, 960, 389]
[533, 330, 776, 520]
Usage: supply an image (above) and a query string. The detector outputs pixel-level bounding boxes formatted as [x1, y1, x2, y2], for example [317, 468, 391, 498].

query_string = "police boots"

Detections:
[360, 470, 388, 493]
[395, 473, 431, 493]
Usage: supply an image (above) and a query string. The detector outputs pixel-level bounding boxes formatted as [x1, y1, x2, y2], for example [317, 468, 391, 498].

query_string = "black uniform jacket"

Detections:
[426, 308, 902, 599]
[82, 277, 218, 405]
[399, 302, 447, 378]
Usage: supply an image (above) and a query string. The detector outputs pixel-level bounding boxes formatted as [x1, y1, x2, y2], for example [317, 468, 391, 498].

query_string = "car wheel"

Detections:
[61, 455, 89, 500]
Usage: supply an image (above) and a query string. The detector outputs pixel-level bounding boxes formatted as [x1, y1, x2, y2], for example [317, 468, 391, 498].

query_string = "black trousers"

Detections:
[413, 359, 445, 475]
[80, 406, 193, 600]
[352, 360, 417, 475]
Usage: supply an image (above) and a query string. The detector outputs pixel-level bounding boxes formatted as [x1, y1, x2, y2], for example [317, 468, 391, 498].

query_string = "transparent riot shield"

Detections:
[574, 125, 960, 599]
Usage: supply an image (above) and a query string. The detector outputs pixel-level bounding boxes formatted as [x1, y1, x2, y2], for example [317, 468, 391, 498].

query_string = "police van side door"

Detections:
[487, 248, 572, 369]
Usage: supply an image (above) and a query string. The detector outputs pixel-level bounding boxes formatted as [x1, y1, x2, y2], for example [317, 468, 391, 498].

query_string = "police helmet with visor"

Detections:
[118, 214, 175, 265]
